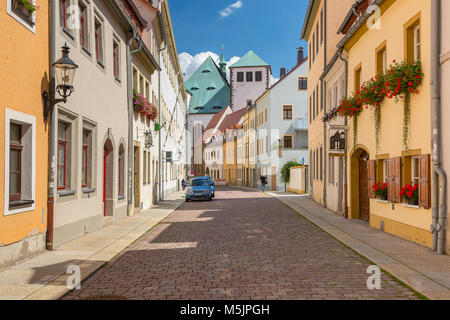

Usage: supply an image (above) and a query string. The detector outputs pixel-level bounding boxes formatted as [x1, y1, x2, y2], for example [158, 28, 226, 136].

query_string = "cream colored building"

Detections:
[50, 0, 139, 247]
[440, 0, 450, 254]
[338, 0, 435, 249]
[301, 0, 355, 205]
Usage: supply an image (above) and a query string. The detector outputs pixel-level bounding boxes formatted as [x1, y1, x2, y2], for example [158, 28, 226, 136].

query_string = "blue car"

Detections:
[185, 177, 214, 201]
[206, 176, 215, 198]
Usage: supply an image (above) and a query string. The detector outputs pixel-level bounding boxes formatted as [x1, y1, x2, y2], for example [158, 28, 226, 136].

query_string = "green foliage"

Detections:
[15, 0, 36, 12]
[280, 161, 302, 184]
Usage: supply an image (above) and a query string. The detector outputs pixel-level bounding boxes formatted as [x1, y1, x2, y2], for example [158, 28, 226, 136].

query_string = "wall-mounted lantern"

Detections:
[43, 43, 78, 121]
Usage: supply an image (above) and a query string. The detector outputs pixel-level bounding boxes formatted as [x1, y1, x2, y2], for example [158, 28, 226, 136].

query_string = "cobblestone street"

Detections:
[63, 188, 420, 300]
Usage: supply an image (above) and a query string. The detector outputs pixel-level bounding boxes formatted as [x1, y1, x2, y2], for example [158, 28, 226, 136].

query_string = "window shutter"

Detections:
[392, 157, 402, 203]
[419, 154, 431, 209]
[367, 160, 376, 199]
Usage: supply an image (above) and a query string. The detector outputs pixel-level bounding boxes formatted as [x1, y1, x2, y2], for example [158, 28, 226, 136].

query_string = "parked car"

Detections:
[185, 177, 213, 201]
[206, 177, 215, 198]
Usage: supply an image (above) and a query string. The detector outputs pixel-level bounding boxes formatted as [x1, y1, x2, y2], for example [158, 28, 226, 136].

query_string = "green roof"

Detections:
[185, 56, 230, 114]
[230, 50, 270, 68]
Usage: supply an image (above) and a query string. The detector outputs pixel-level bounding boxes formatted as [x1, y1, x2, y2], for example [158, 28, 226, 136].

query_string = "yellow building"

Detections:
[338, 0, 433, 248]
[243, 106, 257, 187]
[0, 0, 49, 267]
[301, 0, 355, 205]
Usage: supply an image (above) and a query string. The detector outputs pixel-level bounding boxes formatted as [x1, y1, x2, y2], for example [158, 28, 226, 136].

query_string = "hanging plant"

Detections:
[359, 75, 386, 153]
[338, 95, 363, 118]
[322, 106, 340, 123]
[384, 60, 424, 150]
[337, 95, 362, 145]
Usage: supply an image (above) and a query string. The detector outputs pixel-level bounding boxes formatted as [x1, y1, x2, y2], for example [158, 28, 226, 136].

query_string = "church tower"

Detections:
[219, 46, 227, 79]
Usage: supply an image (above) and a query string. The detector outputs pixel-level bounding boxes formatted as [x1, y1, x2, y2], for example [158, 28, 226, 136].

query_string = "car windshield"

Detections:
[189, 179, 209, 186]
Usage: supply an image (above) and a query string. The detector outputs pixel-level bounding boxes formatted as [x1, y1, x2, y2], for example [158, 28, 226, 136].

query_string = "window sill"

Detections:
[97, 61, 105, 69]
[115, 77, 121, 84]
[375, 199, 389, 203]
[82, 187, 96, 194]
[63, 28, 75, 40]
[82, 46, 91, 56]
[58, 190, 76, 197]
[9, 199, 34, 208]
[402, 203, 420, 209]
[118, 195, 125, 200]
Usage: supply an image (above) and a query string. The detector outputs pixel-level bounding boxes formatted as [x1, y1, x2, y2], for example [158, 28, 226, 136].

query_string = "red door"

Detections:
[103, 150, 107, 216]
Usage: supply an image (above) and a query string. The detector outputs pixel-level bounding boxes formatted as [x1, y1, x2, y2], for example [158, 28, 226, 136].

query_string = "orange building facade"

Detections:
[0, 0, 49, 267]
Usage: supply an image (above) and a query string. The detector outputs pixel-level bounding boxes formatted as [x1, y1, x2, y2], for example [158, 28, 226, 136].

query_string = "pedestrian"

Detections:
[260, 175, 267, 192]
[182, 179, 186, 190]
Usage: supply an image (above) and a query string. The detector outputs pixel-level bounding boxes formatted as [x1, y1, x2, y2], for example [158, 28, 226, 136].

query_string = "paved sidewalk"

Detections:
[268, 191, 450, 300]
[0, 191, 185, 300]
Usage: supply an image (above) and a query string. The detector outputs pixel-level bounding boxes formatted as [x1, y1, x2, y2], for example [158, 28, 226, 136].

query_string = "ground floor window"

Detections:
[5, 109, 36, 215]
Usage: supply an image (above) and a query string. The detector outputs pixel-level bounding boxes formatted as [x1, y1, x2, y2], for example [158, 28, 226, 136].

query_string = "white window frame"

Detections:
[7, 0, 37, 33]
[383, 159, 389, 183]
[413, 25, 420, 62]
[4, 108, 36, 216]
[411, 156, 419, 186]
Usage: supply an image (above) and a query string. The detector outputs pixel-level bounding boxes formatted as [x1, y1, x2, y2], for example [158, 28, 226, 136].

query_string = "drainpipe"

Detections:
[46, 0, 57, 250]
[158, 9, 167, 201]
[126, 30, 143, 216]
[322, 0, 327, 207]
[338, 47, 349, 219]
[431, 0, 447, 254]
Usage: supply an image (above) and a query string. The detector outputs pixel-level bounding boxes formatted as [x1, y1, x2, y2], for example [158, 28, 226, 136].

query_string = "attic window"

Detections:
[207, 87, 216, 90]
[212, 106, 222, 110]
[190, 87, 199, 91]
[194, 107, 204, 110]
[202, 70, 211, 73]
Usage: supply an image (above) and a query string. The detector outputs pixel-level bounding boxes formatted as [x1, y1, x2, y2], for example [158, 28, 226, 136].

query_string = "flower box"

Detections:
[12, 0, 35, 25]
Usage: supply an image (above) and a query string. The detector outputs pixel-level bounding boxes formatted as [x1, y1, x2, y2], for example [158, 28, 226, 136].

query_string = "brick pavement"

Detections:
[63, 187, 420, 300]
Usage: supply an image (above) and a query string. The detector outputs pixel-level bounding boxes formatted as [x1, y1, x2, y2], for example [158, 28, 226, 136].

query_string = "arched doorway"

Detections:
[350, 146, 370, 221]
[103, 139, 114, 217]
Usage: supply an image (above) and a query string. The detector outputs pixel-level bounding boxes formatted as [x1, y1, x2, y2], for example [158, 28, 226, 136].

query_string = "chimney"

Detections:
[297, 47, 304, 65]
[280, 68, 286, 78]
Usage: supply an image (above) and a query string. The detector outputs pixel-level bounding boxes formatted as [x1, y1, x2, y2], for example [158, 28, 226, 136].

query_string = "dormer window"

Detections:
[194, 107, 204, 110]
[207, 87, 216, 90]
[202, 70, 211, 73]
[212, 106, 222, 110]
[190, 87, 199, 91]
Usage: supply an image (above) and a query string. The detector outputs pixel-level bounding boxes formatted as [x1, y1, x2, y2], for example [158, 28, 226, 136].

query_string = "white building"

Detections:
[229, 50, 271, 111]
[255, 48, 309, 191]
[50, 0, 136, 247]
[157, 0, 188, 199]
[321, 50, 348, 215]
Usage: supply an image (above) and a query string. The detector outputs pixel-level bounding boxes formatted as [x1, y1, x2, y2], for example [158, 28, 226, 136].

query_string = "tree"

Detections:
[280, 161, 302, 184]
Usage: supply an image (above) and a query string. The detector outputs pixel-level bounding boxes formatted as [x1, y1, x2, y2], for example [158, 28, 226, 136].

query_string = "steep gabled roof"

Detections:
[185, 56, 230, 114]
[254, 57, 308, 105]
[204, 106, 231, 133]
[230, 50, 270, 68]
[218, 108, 247, 133]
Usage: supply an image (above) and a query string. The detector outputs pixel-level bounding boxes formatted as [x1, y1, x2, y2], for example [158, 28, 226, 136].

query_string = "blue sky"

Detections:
[170, 0, 309, 82]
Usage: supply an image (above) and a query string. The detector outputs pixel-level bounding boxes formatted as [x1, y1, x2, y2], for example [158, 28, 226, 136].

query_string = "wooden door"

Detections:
[359, 153, 370, 221]
[271, 166, 276, 191]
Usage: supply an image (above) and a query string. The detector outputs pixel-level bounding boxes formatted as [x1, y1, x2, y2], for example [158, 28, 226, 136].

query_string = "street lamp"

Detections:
[43, 43, 78, 121]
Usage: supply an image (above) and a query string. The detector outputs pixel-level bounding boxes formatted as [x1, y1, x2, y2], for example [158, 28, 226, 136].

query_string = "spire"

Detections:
[219, 45, 227, 77]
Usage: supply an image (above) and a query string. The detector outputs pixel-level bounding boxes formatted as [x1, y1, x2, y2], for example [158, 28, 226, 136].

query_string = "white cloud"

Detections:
[270, 74, 279, 86]
[218, 0, 243, 19]
[179, 51, 240, 83]
[179, 50, 278, 87]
